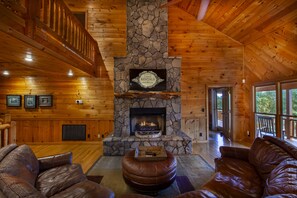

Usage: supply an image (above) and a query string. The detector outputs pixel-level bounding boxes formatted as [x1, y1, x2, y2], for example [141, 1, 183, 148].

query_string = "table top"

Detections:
[134, 146, 167, 161]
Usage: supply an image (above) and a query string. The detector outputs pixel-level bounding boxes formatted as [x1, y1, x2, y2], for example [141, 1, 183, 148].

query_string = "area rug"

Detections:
[175, 176, 195, 194]
[87, 155, 214, 197]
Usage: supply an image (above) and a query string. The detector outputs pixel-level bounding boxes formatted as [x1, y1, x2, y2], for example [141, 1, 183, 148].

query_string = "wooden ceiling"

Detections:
[0, 31, 91, 78]
[173, 0, 297, 44]
[0, 0, 296, 82]
[169, 0, 297, 81]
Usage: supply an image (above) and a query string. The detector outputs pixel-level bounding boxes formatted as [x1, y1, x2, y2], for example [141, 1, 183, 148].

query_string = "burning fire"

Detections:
[140, 121, 157, 126]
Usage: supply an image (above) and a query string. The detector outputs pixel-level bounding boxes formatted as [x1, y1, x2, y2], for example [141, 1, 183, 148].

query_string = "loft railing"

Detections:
[35, 0, 98, 62]
[0, 0, 100, 76]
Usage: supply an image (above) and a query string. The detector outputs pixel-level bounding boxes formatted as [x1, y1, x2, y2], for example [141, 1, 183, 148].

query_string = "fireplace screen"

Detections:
[130, 108, 166, 137]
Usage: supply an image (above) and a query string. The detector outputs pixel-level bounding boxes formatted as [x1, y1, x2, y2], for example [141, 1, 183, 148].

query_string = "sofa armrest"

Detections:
[38, 152, 72, 172]
[219, 146, 250, 161]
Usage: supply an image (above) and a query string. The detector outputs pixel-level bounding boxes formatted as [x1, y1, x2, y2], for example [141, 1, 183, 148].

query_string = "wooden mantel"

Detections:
[115, 91, 181, 99]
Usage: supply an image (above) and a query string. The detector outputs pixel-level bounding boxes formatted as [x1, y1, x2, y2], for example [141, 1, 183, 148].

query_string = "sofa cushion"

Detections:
[38, 152, 72, 172]
[263, 159, 297, 196]
[51, 180, 115, 198]
[36, 164, 86, 197]
[0, 145, 39, 186]
[0, 173, 45, 198]
[210, 157, 263, 198]
[264, 136, 297, 159]
[249, 138, 292, 181]
[265, 194, 297, 198]
[0, 144, 17, 162]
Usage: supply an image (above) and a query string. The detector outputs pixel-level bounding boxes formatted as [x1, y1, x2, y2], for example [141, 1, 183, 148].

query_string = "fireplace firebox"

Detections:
[130, 108, 166, 137]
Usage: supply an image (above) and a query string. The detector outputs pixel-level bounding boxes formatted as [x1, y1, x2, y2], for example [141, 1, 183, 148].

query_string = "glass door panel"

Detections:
[216, 92, 223, 128]
[281, 82, 297, 140]
[255, 85, 277, 137]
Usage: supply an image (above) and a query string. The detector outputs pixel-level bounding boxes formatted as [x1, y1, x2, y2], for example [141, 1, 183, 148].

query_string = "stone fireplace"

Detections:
[103, 0, 192, 155]
[130, 107, 166, 137]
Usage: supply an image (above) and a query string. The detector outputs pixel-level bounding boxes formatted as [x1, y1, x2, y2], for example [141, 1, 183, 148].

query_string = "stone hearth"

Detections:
[103, 0, 192, 155]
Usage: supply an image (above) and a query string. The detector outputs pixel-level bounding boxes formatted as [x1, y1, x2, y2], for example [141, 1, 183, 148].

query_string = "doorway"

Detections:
[208, 87, 232, 140]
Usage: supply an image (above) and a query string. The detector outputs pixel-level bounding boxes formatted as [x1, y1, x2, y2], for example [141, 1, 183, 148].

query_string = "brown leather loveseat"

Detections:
[0, 144, 114, 198]
[177, 135, 297, 197]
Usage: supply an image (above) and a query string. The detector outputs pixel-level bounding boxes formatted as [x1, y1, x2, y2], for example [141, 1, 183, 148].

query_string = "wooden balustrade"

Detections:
[0, 114, 16, 147]
[0, 0, 100, 76]
[35, 0, 98, 63]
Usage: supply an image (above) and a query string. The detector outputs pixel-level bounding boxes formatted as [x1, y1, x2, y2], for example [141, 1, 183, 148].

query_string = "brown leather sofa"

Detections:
[177, 135, 297, 198]
[0, 144, 114, 198]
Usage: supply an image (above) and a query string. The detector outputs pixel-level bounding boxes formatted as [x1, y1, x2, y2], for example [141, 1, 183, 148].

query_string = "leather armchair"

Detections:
[0, 144, 114, 198]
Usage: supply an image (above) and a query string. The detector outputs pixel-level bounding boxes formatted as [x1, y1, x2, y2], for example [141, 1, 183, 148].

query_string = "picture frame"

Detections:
[24, 95, 37, 109]
[38, 95, 53, 107]
[6, 95, 22, 107]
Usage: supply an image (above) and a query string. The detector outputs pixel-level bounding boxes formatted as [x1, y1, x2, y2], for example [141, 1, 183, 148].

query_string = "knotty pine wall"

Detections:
[64, 0, 127, 84]
[168, 7, 255, 142]
[0, 77, 114, 143]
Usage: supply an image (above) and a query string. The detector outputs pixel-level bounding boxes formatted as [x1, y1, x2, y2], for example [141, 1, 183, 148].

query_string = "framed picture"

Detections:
[38, 95, 53, 107]
[6, 95, 22, 107]
[24, 95, 37, 109]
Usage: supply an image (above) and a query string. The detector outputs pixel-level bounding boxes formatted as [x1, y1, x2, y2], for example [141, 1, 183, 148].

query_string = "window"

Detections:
[255, 85, 276, 114]
[254, 81, 297, 140]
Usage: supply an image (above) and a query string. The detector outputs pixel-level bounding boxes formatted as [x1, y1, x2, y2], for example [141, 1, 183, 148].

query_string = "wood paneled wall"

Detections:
[0, 77, 114, 143]
[64, 0, 127, 83]
[168, 7, 254, 141]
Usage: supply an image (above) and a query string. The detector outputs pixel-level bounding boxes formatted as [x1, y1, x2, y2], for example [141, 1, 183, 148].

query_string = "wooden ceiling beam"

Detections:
[160, 0, 183, 8]
[197, 0, 210, 21]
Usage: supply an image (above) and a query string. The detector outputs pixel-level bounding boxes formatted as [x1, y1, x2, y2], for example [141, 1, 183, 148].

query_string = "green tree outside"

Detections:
[257, 89, 297, 116]
[256, 91, 276, 114]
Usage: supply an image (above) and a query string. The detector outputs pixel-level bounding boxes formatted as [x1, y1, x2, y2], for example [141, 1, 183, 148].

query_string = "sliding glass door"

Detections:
[281, 81, 297, 140]
[255, 84, 277, 137]
[254, 80, 297, 140]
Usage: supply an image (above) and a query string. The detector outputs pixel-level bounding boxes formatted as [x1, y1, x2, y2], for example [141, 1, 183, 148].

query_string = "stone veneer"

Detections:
[103, 0, 192, 155]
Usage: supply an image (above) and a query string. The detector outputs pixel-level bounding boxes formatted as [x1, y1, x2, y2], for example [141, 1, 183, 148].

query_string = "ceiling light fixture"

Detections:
[3, 70, 9, 76]
[24, 53, 33, 62]
[68, 70, 74, 77]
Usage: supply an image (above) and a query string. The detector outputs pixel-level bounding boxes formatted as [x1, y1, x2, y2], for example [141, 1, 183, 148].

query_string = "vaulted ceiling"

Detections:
[63, 0, 297, 83]
[169, 0, 297, 81]
[0, 0, 296, 82]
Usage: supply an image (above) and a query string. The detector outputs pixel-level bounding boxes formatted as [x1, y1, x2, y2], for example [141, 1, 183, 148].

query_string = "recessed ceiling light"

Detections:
[68, 70, 74, 76]
[3, 70, 9, 76]
[25, 53, 33, 62]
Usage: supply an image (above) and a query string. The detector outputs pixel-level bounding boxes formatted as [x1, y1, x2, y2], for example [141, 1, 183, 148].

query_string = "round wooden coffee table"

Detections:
[122, 149, 176, 192]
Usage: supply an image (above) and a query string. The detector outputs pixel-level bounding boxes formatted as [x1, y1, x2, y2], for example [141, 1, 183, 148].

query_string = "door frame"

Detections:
[206, 84, 234, 141]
